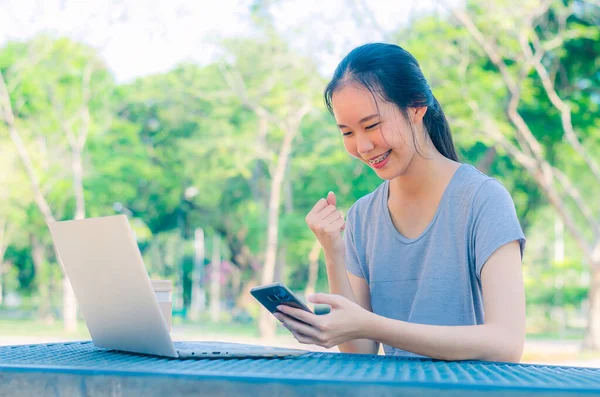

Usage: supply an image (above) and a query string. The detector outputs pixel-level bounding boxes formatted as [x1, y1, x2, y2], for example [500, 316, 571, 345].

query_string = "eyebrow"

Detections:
[337, 114, 380, 129]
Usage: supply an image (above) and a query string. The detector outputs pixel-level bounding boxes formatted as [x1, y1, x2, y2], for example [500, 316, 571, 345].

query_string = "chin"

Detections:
[370, 157, 409, 180]
[374, 169, 402, 181]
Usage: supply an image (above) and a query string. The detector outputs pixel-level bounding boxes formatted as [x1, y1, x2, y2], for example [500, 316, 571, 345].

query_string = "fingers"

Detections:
[305, 193, 346, 254]
[310, 198, 328, 214]
[277, 305, 320, 328]
[308, 193, 340, 222]
[289, 329, 320, 346]
[306, 201, 336, 228]
[326, 191, 336, 207]
[323, 210, 344, 225]
[278, 321, 312, 343]
[307, 205, 342, 231]
[319, 205, 338, 220]
[275, 311, 336, 349]
[307, 293, 342, 308]
[274, 312, 320, 339]
[293, 333, 317, 345]
[324, 218, 345, 234]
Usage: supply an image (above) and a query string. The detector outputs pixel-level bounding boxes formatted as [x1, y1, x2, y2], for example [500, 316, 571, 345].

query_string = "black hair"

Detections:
[324, 43, 459, 162]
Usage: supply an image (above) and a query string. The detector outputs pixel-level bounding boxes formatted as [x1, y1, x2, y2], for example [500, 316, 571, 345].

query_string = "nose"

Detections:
[356, 133, 375, 157]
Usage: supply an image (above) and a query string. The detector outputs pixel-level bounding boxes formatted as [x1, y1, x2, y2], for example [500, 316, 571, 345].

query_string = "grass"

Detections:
[526, 331, 586, 341]
[521, 349, 600, 364]
[173, 319, 261, 338]
[0, 317, 593, 341]
[0, 317, 290, 339]
[0, 318, 91, 338]
[3, 318, 600, 365]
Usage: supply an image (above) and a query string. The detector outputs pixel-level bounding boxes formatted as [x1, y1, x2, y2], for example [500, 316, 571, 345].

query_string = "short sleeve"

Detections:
[344, 205, 367, 281]
[471, 179, 526, 279]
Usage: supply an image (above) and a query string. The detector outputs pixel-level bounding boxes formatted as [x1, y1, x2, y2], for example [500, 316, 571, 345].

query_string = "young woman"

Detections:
[273, 43, 526, 362]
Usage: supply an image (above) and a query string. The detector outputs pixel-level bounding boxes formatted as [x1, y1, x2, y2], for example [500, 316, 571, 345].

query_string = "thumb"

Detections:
[308, 293, 341, 308]
[326, 191, 336, 207]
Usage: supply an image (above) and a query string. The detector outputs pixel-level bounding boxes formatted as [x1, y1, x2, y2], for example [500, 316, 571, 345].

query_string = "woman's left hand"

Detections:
[274, 293, 370, 349]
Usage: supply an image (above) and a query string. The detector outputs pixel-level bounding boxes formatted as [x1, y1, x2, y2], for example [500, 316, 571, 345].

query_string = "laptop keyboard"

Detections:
[173, 341, 276, 351]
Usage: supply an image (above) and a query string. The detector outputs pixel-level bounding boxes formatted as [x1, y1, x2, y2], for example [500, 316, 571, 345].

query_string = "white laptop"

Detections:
[47, 215, 307, 359]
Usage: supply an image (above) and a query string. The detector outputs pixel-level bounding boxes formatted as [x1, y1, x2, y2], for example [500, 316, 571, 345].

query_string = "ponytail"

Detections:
[422, 97, 459, 161]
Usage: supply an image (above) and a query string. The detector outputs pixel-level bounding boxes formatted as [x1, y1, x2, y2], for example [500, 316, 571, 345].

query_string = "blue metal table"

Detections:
[1, 341, 599, 396]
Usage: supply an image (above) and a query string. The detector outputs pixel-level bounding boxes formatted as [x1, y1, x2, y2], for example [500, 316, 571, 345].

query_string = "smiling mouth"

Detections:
[368, 150, 392, 165]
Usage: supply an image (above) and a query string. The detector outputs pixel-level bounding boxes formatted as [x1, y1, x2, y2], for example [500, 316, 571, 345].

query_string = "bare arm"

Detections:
[324, 250, 379, 354]
[304, 192, 379, 355]
[362, 241, 525, 362]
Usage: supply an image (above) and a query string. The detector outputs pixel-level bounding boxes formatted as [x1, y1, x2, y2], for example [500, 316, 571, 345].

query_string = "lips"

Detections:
[367, 150, 392, 164]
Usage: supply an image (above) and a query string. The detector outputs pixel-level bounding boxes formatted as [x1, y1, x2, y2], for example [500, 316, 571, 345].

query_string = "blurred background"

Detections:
[1, 0, 599, 366]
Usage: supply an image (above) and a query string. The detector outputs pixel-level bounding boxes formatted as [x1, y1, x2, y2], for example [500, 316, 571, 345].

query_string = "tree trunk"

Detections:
[0, 260, 4, 306]
[0, 219, 6, 305]
[72, 148, 86, 220]
[584, 267, 600, 350]
[0, 260, 3, 306]
[554, 217, 566, 335]
[250, 114, 269, 202]
[62, 147, 85, 332]
[475, 146, 497, 174]
[258, 125, 298, 339]
[554, 217, 565, 263]
[0, 261, 4, 305]
[175, 214, 185, 313]
[230, 266, 241, 300]
[210, 234, 221, 323]
[62, 277, 77, 332]
[4, 115, 77, 331]
[274, 244, 285, 283]
[221, 64, 312, 338]
[5, 123, 55, 224]
[284, 166, 294, 214]
[190, 228, 206, 321]
[31, 235, 53, 322]
[305, 240, 321, 301]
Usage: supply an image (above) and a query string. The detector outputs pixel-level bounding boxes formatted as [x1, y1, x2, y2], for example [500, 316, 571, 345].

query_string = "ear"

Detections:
[411, 106, 428, 124]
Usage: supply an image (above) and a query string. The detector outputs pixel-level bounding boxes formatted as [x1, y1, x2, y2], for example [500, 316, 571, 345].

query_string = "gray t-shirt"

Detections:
[344, 164, 526, 357]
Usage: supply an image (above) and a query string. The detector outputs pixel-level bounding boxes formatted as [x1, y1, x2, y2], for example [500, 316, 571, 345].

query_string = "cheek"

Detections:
[381, 125, 411, 151]
[342, 139, 361, 159]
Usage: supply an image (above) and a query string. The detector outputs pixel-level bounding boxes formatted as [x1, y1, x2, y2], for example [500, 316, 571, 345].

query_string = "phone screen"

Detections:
[250, 283, 312, 314]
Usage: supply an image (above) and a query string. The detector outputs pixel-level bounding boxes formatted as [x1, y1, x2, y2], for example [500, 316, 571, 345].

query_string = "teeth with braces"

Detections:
[369, 151, 391, 164]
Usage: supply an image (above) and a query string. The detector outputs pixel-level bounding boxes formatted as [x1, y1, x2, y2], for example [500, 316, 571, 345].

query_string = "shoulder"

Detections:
[456, 165, 521, 231]
[455, 164, 514, 206]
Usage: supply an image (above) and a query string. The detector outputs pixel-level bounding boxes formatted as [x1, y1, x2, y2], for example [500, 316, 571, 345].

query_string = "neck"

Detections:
[389, 148, 458, 201]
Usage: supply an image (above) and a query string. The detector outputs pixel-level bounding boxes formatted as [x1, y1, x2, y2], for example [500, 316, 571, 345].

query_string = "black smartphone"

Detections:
[250, 282, 313, 314]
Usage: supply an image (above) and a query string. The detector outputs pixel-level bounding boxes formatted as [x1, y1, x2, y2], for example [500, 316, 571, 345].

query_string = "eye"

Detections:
[342, 131, 353, 137]
[365, 122, 381, 130]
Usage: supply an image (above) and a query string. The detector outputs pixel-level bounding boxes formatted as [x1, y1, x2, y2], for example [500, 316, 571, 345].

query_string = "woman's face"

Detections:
[331, 82, 426, 180]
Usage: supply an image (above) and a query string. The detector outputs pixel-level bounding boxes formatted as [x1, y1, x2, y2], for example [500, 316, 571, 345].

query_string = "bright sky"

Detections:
[0, 0, 461, 83]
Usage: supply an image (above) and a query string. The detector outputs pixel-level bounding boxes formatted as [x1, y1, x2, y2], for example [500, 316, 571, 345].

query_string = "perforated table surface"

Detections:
[1, 341, 599, 396]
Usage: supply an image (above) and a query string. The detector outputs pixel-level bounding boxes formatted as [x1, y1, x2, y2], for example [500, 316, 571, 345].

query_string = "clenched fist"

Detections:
[305, 191, 346, 256]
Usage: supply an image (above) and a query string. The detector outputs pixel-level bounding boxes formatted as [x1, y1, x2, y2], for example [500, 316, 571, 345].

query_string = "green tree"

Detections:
[0, 36, 115, 330]
[444, 0, 600, 348]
